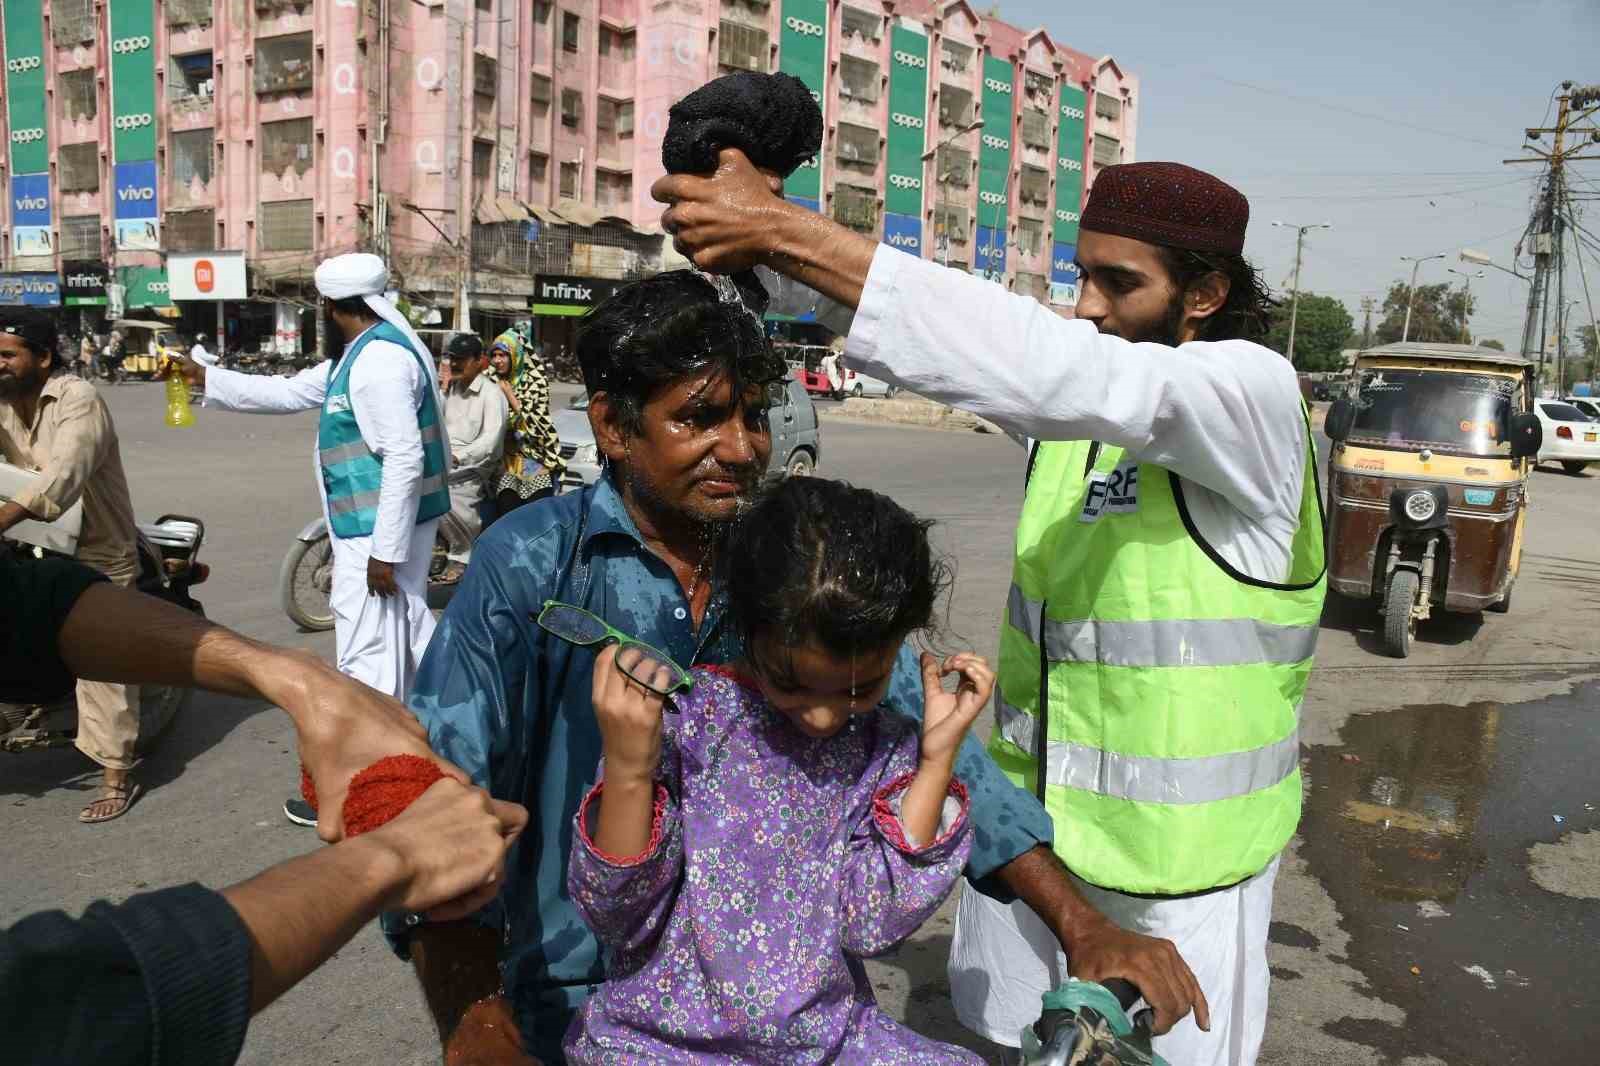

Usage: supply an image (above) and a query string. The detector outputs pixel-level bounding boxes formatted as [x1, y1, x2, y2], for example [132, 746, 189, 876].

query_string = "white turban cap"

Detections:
[313, 253, 437, 390]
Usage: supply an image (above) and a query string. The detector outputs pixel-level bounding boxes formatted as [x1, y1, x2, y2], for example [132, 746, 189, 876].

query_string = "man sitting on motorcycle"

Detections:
[438, 332, 506, 583]
[0, 310, 145, 823]
[387, 271, 1201, 1065]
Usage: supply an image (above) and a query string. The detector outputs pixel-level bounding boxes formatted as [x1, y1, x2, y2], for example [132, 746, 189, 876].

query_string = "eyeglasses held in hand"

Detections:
[534, 600, 694, 696]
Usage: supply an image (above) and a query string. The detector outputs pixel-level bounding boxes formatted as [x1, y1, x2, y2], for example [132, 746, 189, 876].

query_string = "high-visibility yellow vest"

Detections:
[992, 418, 1325, 894]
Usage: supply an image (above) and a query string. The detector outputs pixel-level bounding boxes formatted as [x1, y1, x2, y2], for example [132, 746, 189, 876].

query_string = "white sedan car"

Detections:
[837, 368, 898, 399]
[1535, 400, 1600, 474]
[1563, 395, 1600, 421]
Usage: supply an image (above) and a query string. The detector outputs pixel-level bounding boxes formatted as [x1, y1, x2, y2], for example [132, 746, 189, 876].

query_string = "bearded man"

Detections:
[175, 253, 450, 828]
[655, 157, 1325, 1066]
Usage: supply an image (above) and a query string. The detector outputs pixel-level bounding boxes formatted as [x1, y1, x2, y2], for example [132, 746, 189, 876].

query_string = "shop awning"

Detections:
[475, 195, 535, 225]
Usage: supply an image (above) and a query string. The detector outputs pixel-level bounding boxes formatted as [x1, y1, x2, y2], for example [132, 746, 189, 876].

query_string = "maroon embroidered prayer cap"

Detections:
[1080, 161, 1249, 256]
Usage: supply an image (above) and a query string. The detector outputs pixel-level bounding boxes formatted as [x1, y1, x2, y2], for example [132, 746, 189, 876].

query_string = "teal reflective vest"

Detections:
[991, 412, 1326, 894]
[317, 321, 450, 539]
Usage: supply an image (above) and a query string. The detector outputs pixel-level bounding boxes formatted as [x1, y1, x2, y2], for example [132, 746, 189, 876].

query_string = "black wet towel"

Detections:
[662, 71, 823, 178]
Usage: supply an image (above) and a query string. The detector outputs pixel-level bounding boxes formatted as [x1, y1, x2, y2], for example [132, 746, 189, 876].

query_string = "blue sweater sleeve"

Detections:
[879, 645, 1053, 900]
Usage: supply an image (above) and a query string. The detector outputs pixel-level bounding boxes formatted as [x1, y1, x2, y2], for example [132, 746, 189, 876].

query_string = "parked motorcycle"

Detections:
[1, 514, 209, 754]
[279, 509, 474, 631]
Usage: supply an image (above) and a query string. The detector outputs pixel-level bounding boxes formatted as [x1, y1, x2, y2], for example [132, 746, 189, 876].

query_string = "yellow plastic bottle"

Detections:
[164, 363, 196, 427]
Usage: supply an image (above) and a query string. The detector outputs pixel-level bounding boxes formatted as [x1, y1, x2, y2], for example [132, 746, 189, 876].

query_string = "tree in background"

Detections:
[1374, 281, 1476, 344]
[1480, 339, 1506, 351]
[1568, 324, 1597, 386]
[1264, 293, 1354, 371]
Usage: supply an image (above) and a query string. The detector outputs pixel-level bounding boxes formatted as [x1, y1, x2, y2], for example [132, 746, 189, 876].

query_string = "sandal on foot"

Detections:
[80, 781, 142, 824]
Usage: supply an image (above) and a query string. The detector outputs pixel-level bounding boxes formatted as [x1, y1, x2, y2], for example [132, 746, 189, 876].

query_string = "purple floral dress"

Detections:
[565, 666, 983, 1065]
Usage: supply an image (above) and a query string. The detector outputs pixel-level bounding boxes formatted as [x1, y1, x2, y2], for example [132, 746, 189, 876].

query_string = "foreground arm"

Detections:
[0, 779, 522, 1066]
[225, 779, 525, 1011]
[56, 580, 467, 841]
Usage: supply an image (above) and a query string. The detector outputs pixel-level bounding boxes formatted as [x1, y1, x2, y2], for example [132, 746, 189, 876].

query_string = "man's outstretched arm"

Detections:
[55, 579, 466, 841]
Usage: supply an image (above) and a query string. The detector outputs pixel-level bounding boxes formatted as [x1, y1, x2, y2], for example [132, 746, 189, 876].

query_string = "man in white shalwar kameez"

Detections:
[175, 253, 449, 827]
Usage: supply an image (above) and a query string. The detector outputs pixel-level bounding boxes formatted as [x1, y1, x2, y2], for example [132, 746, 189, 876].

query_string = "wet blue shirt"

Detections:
[387, 473, 1052, 1061]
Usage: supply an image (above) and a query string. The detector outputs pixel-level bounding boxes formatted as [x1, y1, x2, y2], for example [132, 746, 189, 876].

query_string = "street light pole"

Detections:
[1399, 252, 1447, 342]
[1272, 220, 1331, 367]
[1446, 267, 1484, 343]
[922, 120, 983, 271]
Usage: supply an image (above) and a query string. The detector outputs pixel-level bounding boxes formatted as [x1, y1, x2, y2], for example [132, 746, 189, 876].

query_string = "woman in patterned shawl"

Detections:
[487, 327, 565, 518]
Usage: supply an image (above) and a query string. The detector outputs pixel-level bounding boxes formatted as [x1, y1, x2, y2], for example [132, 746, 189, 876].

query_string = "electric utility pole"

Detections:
[1360, 296, 1375, 348]
[1505, 81, 1600, 391]
[1272, 220, 1330, 366]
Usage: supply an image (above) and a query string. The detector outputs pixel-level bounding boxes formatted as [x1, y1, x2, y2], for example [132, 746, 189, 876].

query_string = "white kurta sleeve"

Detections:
[844, 245, 1307, 527]
[349, 342, 426, 563]
[203, 363, 327, 413]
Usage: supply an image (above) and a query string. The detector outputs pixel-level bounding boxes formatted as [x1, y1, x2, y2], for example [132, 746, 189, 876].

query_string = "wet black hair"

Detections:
[1155, 247, 1277, 343]
[723, 478, 952, 679]
[575, 270, 784, 435]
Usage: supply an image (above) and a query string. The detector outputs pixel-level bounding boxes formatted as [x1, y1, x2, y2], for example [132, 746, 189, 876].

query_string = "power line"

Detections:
[1199, 73, 1519, 150]
[1255, 176, 1535, 203]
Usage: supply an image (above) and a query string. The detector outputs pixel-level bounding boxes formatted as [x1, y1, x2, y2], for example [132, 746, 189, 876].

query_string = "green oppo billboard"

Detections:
[978, 54, 1014, 235]
[778, 0, 827, 204]
[109, 0, 159, 162]
[2, 0, 50, 175]
[1054, 85, 1087, 245]
[884, 24, 928, 219]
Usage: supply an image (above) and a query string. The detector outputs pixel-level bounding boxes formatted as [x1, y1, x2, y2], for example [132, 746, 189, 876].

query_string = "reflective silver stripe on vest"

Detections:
[319, 423, 444, 467]
[1007, 586, 1318, 667]
[325, 472, 449, 516]
[996, 687, 1299, 805]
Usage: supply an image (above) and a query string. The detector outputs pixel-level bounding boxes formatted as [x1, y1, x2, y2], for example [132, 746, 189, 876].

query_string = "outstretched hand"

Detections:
[652, 148, 787, 273]
[917, 651, 994, 771]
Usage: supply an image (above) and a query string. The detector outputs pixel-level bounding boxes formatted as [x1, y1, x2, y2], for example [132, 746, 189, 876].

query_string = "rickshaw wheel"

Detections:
[1383, 570, 1419, 658]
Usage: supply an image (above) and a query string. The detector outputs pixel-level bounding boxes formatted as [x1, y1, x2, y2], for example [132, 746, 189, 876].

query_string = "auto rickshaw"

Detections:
[1323, 342, 1544, 658]
[114, 319, 185, 379]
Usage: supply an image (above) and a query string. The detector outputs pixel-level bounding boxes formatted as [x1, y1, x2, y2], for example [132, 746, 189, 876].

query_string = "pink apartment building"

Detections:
[0, 0, 1136, 347]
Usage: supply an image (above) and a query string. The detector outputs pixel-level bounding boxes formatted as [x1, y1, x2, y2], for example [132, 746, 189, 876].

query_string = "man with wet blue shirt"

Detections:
[389, 270, 1204, 1064]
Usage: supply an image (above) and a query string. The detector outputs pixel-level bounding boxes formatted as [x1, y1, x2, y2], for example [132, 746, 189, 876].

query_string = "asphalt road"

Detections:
[3, 380, 1596, 1065]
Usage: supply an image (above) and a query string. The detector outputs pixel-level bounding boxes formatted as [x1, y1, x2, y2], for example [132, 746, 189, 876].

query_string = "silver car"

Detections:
[556, 375, 822, 490]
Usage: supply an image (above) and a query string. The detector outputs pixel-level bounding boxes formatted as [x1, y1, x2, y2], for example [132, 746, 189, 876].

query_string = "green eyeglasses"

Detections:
[533, 600, 695, 696]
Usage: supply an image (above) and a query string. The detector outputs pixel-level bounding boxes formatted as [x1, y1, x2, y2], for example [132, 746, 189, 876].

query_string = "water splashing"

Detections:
[693, 267, 765, 333]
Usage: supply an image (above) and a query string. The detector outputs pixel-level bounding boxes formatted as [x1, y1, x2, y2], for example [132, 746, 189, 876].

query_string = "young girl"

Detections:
[564, 478, 992, 1064]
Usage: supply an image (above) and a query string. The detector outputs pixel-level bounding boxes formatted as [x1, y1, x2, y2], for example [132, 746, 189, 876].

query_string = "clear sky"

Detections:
[996, 0, 1599, 348]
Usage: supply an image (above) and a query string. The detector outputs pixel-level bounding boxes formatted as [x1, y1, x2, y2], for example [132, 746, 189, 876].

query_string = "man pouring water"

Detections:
[655, 157, 1325, 1066]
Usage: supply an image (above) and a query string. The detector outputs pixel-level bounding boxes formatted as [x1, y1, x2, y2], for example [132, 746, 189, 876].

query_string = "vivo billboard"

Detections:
[113, 160, 160, 250]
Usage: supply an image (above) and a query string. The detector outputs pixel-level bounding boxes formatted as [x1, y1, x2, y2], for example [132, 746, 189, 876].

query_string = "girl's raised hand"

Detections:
[917, 651, 995, 772]
[591, 645, 666, 783]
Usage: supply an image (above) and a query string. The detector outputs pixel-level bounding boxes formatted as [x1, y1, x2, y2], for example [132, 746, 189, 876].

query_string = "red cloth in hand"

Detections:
[300, 754, 445, 836]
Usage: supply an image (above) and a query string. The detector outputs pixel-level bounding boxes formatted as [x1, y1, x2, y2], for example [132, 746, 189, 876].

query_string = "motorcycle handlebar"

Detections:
[1101, 977, 1141, 1012]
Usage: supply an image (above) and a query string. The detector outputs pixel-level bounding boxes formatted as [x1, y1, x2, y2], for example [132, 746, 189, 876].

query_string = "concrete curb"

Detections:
[822, 397, 1332, 436]
[819, 396, 1004, 435]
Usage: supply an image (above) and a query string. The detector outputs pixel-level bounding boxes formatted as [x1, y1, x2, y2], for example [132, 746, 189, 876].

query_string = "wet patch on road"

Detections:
[1527, 828, 1600, 900]
[1298, 682, 1600, 1065]
[1268, 921, 1321, 949]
